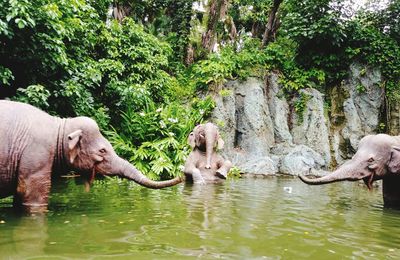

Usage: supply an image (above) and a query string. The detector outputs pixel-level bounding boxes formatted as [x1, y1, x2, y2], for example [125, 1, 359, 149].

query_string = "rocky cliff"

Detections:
[211, 63, 389, 176]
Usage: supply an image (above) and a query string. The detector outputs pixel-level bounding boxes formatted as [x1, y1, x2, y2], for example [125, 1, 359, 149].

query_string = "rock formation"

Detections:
[211, 63, 385, 176]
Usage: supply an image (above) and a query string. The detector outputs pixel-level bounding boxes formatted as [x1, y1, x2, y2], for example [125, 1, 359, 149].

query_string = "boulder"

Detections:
[331, 63, 383, 164]
[290, 88, 331, 165]
[234, 77, 275, 155]
[277, 145, 326, 176]
[212, 77, 277, 175]
[212, 83, 236, 152]
[266, 73, 293, 144]
[230, 149, 278, 175]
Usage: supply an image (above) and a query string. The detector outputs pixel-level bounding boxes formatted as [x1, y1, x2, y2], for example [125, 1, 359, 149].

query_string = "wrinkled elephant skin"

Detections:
[0, 100, 182, 212]
[299, 134, 400, 208]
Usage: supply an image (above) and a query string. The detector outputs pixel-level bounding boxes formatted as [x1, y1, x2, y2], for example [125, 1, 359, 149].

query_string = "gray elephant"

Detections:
[183, 122, 232, 184]
[299, 134, 400, 208]
[0, 100, 182, 212]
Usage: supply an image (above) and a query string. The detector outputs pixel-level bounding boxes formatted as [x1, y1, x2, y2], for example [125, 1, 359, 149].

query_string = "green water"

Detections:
[1, 177, 400, 259]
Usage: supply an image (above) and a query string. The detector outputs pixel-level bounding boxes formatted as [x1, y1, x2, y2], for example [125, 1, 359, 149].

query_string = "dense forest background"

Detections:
[0, 0, 399, 179]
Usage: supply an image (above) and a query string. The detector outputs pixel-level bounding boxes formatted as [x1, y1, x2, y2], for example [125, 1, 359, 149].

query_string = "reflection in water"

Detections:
[0, 213, 48, 258]
[1, 177, 400, 259]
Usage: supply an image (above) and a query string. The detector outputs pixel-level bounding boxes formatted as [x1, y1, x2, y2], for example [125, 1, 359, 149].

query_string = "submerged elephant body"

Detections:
[0, 100, 181, 212]
[299, 134, 400, 208]
[183, 123, 232, 184]
[184, 149, 229, 183]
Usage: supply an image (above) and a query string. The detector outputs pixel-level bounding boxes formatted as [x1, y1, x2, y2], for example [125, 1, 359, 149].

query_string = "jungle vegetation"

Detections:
[0, 0, 399, 180]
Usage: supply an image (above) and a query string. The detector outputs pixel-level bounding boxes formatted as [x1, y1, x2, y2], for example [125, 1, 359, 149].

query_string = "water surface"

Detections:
[1, 177, 400, 259]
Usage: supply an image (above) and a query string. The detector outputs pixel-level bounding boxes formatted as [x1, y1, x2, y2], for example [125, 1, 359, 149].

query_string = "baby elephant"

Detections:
[183, 122, 232, 184]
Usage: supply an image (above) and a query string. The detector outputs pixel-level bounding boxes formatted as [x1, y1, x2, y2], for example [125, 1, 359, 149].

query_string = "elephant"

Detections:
[183, 122, 232, 184]
[0, 100, 182, 212]
[299, 133, 400, 208]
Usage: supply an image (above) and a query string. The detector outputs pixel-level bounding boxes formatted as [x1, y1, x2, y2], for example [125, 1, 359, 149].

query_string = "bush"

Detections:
[106, 97, 215, 180]
[1, 0, 213, 180]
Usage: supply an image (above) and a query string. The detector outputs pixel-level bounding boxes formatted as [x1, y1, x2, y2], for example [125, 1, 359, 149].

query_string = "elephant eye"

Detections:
[367, 157, 374, 163]
[99, 148, 107, 154]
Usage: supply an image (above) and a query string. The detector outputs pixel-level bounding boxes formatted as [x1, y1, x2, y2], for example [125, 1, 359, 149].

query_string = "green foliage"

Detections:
[185, 24, 334, 95]
[187, 33, 327, 95]
[189, 47, 237, 90]
[0, 66, 13, 85]
[1, 0, 178, 122]
[219, 89, 232, 97]
[14, 85, 50, 109]
[364, 0, 400, 45]
[293, 92, 311, 123]
[2, 0, 400, 179]
[378, 122, 386, 133]
[346, 15, 400, 97]
[0, 0, 212, 180]
[227, 166, 242, 179]
[281, 0, 346, 46]
[280, 0, 349, 86]
[188, 38, 269, 90]
[114, 0, 194, 63]
[106, 97, 215, 180]
[229, 0, 273, 38]
[166, 0, 194, 62]
[356, 84, 366, 94]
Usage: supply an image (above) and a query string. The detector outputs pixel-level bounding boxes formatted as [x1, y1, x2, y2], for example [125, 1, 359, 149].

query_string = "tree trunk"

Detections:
[168, 0, 195, 62]
[201, 0, 229, 54]
[112, 2, 131, 23]
[261, 0, 283, 47]
[251, 21, 263, 39]
[185, 43, 194, 66]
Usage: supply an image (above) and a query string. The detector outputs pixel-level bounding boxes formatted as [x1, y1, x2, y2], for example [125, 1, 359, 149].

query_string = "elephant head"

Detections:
[64, 117, 182, 189]
[299, 134, 400, 190]
[188, 123, 224, 169]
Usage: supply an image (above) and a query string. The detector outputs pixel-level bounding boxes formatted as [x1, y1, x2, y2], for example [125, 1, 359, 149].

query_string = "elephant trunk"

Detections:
[299, 163, 357, 185]
[116, 157, 182, 189]
[204, 123, 217, 169]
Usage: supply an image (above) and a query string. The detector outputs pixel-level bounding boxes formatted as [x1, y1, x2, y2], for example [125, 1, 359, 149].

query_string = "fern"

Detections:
[106, 96, 214, 180]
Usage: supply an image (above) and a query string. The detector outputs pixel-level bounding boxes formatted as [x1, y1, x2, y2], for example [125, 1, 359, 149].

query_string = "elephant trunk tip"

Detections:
[298, 174, 327, 185]
[298, 174, 313, 184]
[145, 176, 183, 189]
[119, 159, 183, 189]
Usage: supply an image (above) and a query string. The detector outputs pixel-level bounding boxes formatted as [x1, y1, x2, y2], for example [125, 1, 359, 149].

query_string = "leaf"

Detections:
[16, 19, 26, 29]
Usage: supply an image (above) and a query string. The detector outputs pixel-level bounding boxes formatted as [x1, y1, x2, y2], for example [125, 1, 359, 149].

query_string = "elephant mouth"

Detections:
[90, 167, 97, 182]
[85, 166, 99, 187]
[80, 167, 98, 192]
[362, 172, 375, 190]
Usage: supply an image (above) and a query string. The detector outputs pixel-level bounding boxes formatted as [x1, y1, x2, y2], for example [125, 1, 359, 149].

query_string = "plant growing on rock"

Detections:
[293, 92, 311, 123]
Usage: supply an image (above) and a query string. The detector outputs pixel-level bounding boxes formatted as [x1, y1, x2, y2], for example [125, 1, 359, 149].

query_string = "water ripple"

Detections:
[1, 177, 400, 259]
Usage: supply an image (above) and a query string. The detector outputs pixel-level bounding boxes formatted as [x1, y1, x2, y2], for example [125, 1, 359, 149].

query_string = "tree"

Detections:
[369, 0, 400, 44]
[201, 0, 229, 53]
[279, 0, 348, 85]
[167, 0, 195, 63]
[261, 0, 283, 47]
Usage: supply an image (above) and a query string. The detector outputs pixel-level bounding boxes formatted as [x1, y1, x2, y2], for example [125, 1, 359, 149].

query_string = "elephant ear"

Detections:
[217, 134, 224, 150]
[388, 146, 400, 174]
[67, 130, 82, 164]
[188, 132, 196, 149]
